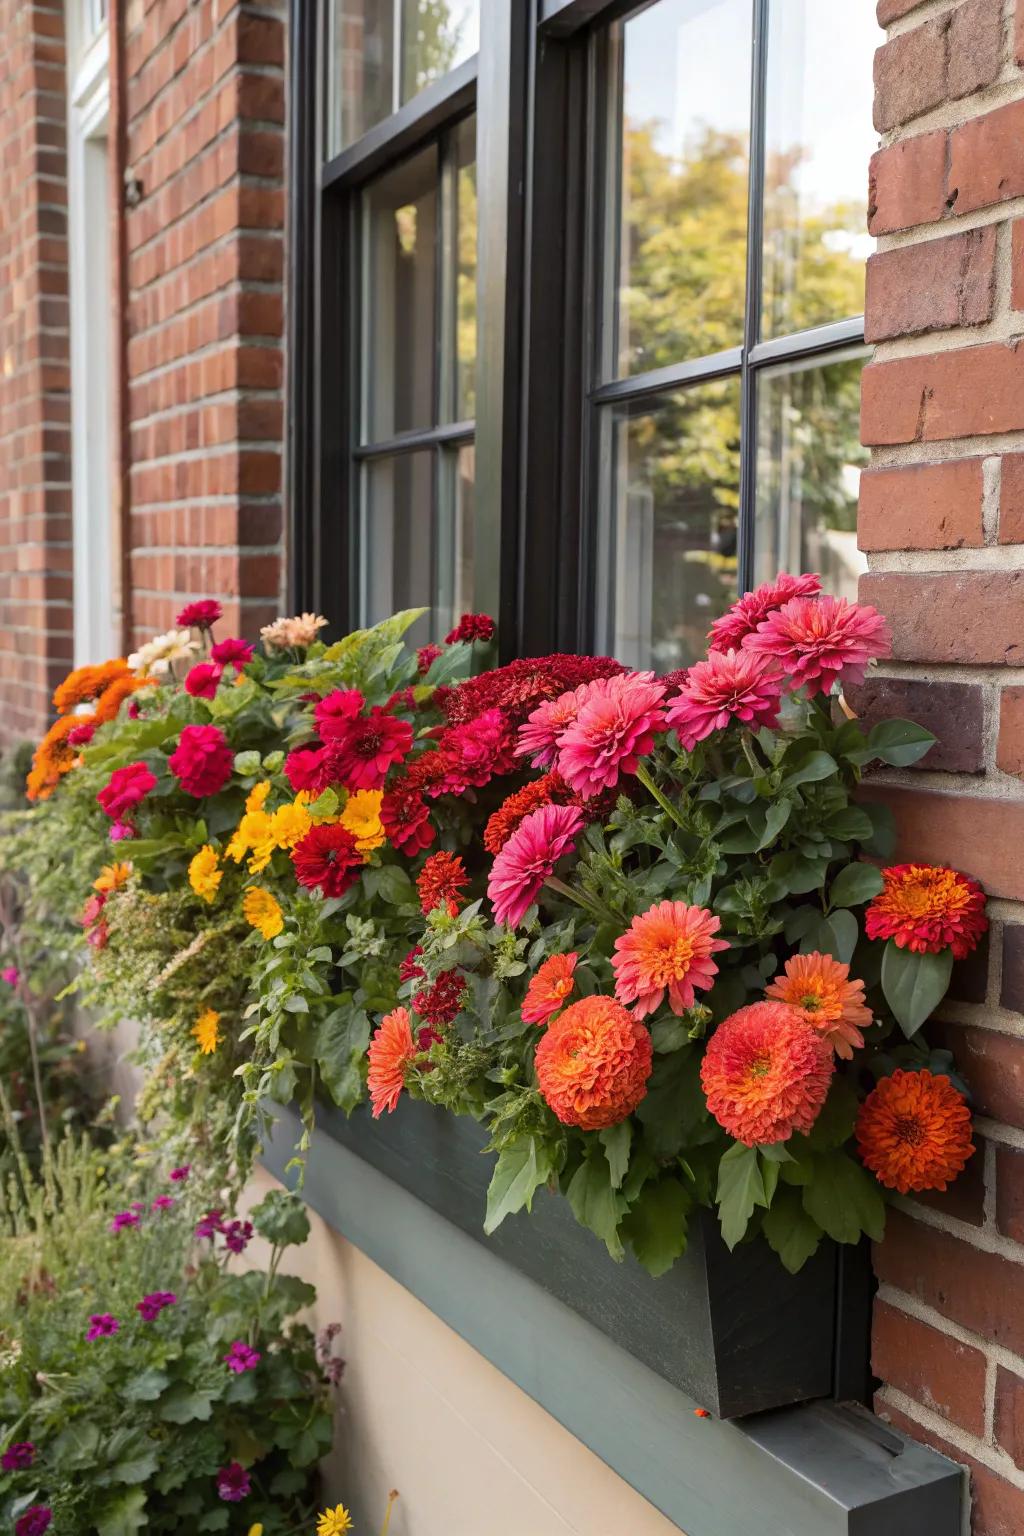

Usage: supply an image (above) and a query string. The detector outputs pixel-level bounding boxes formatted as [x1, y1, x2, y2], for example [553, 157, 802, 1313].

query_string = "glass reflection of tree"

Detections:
[404, 1, 470, 96]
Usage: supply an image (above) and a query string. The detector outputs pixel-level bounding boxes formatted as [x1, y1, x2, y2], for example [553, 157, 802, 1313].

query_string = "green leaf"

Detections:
[566, 1153, 626, 1260]
[823, 909, 859, 964]
[797, 1076, 860, 1152]
[829, 862, 884, 909]
[96, 1489, 148, 1536]
[109, 1451, 159, 1485]
[316, 1005, 371, 1112]
[600, 1120, 632, 1189]
[716, 1141, 768, 1251]
[756, 796, 793, 851]
[636, 1049, 707, 1158]
[822, 807, 875, 843]
[484, 1137, 554, 1235]
[123, 1368, 170, 1402]
[866, 719, 937, 767]
[881, 942, 953, 1037]
[802, 1151, 887, 1245]
[362, 863, 415, 906]
[251, 1187, 310, 1248]
[621, 1177, 691, 1277]
[781, 751, 838, 790]
[158, 1388, 215, 1424]
[762, 1186, 825, 1274]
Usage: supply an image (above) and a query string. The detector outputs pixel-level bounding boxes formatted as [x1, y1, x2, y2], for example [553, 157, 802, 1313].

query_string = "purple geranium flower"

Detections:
[109, 1209, 141, 1234]
[216, 1461, 252, 1502]
[1, 966, 19, 987]
[136, 1291, 177, 1322]
[151, 1194, 175, 1212]
[169, 1164, 191, 1182]
[86, 1313, 120, 1340]
[1, 1440, 35, 1471]
[223, 1340, 261, 1374]
[222, 1219, 253, 1254]
[15, 1508, 51, 1536]
[195, 1209, 224, 1241]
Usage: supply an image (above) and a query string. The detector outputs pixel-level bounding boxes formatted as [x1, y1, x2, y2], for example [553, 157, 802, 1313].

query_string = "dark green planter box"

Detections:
[317, 1096, 840, 1419]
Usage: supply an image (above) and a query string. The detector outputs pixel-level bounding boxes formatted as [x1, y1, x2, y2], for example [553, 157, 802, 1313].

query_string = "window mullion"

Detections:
[737, 0, 770, 597]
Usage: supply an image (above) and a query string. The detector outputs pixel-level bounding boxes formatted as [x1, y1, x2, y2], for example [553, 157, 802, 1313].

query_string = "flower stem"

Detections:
[634, 761, 687, 830]
[380, 1491, 400, 1536]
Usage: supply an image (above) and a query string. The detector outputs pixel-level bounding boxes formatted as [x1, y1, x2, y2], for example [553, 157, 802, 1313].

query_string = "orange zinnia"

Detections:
[765, 951, 871, 1059]
[864, 863, 987, 960]
[700, 1001, 834, 1146]
[856, 1069, 974, 1194]
[93, 862, 133, 893]
[535, 995, 653, 1129]
[522, 952, 578, 1025]
[367, 1006, 417, 1118]
[612, 901, 729, 1019]
[25, 715, 83, 800]
[53, 658, 131, 715]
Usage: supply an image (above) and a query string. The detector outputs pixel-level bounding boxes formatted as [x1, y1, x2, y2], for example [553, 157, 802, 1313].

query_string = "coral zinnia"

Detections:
[188, 844, 222, 903]
[708, 573, 822, 651]
[701, 1002, 834, 1145]
[556, 672, 667, 797]
[291, 824, 364, 897]
[666, 648, 782, 750]
[329, 707, 413, 790]
[169, 724, 234, 797]
[766, 951, 872, 1059]
[26, 714, 84, 800]
[613, 901, 728, 1019]
[864, 863, 988, 959]
[417, 850, 470, 915]
[535, 995, 653, 1129]
[856, 1069, 974, 1193]
[487, 803, 585, 928]
[522, 952, 578, 1025]
[192, 1009, 221, 1054]
[97, 760, 157, 819]
[368, 1006, 417, 1117]
[243, 886, 284, 939]
[743, 594, 891, 697]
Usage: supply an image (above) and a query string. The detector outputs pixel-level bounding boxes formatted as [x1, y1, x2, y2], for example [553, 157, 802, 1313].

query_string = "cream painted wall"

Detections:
[245, 1167, 684, 1536]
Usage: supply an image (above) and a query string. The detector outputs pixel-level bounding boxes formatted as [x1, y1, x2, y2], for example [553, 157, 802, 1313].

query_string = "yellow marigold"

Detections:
[268, 799, 314, 851]
[225, 810, 272, 865]
[339, 788, 386, 852]
[192, 1009, 221, 1054]
[316, 1505, 354, 1536]
[188, 845, 223, 904]
[93, 861, 133, 893]
[246, 780, 272, 813]
[243, 886, 284, 940]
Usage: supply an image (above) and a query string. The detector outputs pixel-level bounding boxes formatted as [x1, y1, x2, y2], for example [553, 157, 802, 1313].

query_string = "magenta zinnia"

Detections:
[487, 803, 585, 928]
[555, 672, 667, 797]
[708, 572, 822, 651]
[743, 594, 891, 697]
[516, 687, 589, 769]
[613, 901, 729, 1018]
[665, 648, 782, 750]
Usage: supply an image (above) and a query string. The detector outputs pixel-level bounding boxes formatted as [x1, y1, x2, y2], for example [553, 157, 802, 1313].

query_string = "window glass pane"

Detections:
[454, 117, 477, 421]
[435, 443, 476, 630]
[753, 352, 869, 603]
[401, 0, 479, 103]
[361, 452, 436, 642]
[362, 146, 438, 441]
[598, 381, 741, 672]
[328, 0, 395, 156]
[604, 0, 752, 381]
[761, 1, 876, 338]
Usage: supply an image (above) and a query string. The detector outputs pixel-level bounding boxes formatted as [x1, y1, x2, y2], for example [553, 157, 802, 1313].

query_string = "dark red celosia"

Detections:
[291, 824, 365, 897]
[413, 968, 466, 1026]
[439, 654, 625, 728]
[417, 643, 443, 675]
[445, 612, 496, 645]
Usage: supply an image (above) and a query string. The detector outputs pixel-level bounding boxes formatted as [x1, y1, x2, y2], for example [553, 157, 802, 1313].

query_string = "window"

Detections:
[290, 0, 875, 668]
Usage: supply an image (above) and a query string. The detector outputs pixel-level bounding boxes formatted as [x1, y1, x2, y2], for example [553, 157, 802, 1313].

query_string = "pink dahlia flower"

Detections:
[743, 594, 891, 697]
[612, 901, 729, 1018]
[97, 761, 156, 820]
[516, 686, 589, 769]
[708, 573, 822, 652]
[169, 724, 233, 797]
[555, 672, 667, 797]
[666, 648, 782, 750]
[184, 661, 222, 699]
[210, 636, 254, 672]
[175, 599, 222, 629]
[487, 803, 585, 928]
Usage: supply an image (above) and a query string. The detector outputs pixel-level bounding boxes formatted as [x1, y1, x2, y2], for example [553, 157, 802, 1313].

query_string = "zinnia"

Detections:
[856, 1069, 974, 1194]
[708, 572, 822, 651]
[743, 593, 891, 697]
[516, 686, 589, 769]
[413, 968, 466, 1027]
[367, 1006, 417, 1117]
[97, 760, 156, 820]
[428, 709, 517, 796]
[243, 886, 284, 940]
[188, 844, 222, 903]
[612, 902, 728, 1019]
[766, 951, 872, 1059]
[176, 599, 222, 629]
[417, 850, 470, 915]
[380, 782, 435, 854]
[314, 688, 365, 739]
[700, 1001, 834, 1145]
[534, 995, 653, 1129]
[169, 724, 234, 797]
[555, 672, 667, 797]
[184, 661, 222, 699]
[665, 649, 782, 750]
[291, 824, 365, 897]
[484, 773, 570, 854]
[210, 636, 254, 672]
[864, 863, 988, 959]
[317, 1508, 354, 1536]
[522, 952, 578, 1025]
[487, 803, 585, 928]
[217, 1462, 252, 1503]
[329, 707, 413, 790]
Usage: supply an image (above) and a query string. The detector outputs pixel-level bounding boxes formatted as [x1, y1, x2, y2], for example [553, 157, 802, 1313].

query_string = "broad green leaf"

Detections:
[96, 1489, 148, 1536]
[781, 751, 838, 790]
[881, 941, 953, 1037]
[824, 909, 859, 964]
[362, 863, 416, 906]
[123, 1367, 170, 1402]
[822, 807, 875, 843]
[484, 1137, 554, 1235]
[797, 1076, 860, 1152]
[802, 1151, 886, 1245]
[716, 1141, 767, 1251]
[566, 1153, 626, 1260]
[829, 862, 884, 909]
[158, 1388, 215, 1424]
[251, 1188, 310, 1248]
[317, 1006, 371, 1112]
[621, 1177, 691, 1277]
[756, 796, 793, 851]
[109, 1451, 159, 1485]
[861, 801, 897, 859]
[636, 1049, 707, 1157]
[866, 719, 937, 768]
[600, 1120, 632, 1190]
[762, 1186, 825, 1273]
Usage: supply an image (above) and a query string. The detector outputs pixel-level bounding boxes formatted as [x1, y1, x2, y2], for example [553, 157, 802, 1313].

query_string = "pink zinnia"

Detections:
[184, 661, 223, 699]
[487, 803, 585, 928]
[97, 761, 156, 820]
[169, 724, 233, 797]
[613, 901, 729, 1018]
[176, 599, 222, 629]
[555, 672, 667, 797]
[284, 743, 334, 795]
[314, 688, 365, 740]
[708, 573, 822, 651]
[666, 649, 782, 750]
[743, 594, 891, 697]
[210, 636, 254, 672]
[516, 686, 589, 769]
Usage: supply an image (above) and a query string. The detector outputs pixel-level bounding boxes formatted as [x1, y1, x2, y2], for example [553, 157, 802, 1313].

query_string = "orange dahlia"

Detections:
[856, 1070, 973, 1193]
[522, 952, 578, 1025]
[534, 995, 653, 1130]
[700, 1001, 834, 1146]
[864, 864, 987, 960]
[765, 951, 872, 1060]
[367, 1006, 417, 1118]
[612, 901, 728, 1019]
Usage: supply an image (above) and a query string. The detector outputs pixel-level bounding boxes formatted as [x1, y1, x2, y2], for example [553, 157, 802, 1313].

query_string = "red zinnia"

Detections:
[330, 708, 413, 790]
[97, 760, 157, 820]
[535, 995, 653, 1129]
[314, 688, 365, 740]
[708, 573, 822, 651]
[864, 863, 988, 960]
[291, 824, 365, 897]
[427, 709, 517, 797]
[399, 946, 426, 983]
[284, 743, 336, 795]
[700, 1001, 834, 1146]
[417, 851, 470, 915]
[380, 782, 435, 853]
[176, 599, 222, 629]
[169, 724, 234, 797]
[210, 636, 254, 672]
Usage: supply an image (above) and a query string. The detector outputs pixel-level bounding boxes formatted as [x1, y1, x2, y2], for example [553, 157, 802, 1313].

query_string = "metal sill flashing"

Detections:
[264, 1107, 963, 1536]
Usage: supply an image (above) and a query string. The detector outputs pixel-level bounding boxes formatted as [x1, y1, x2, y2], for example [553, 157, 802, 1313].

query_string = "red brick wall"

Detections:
[862, 1, 1024, 1530]
[123, 0, 286, 647]
[0, 0, 73, 742]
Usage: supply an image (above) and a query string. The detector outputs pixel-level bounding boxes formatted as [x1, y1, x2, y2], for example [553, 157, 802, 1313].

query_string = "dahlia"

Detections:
[487, 803, 585, 928]
[368, 1006, 417, 1117]
[427, 709, 517, 797]
[314, 688, 364, 740]
[97, 761, 157, 820]
[766, 951, 872, 1059]
[192, 1009, 221, 1054]
[864, 863, 988, 960]
[556, 672, 668, 797]
[708, 573, 822, 651]
[210, 636, 254, 672]
[613, 902, 728, 1019]
[417, 850, 470, 915]
[666, 649, 782, 751]
[413, 968, 466, 1027]
[446, 612, 495, 644]
[329, 707, 413, 790]
[380, 782, 435, 854]
[338, 788, 386, 852]
[243, 886, 284, 940]
[291, 824, 365, 897]
[440, 653, 625, 728]
[169, 724, 234, 797]
[516, 687, 589, 769]
[534, 995, 653, 1129]
[856, 1069, 974, 1194]
[176, 599, 222, 629]
[700, 1001, 834, 1145]
[184, 661, 222, 699]
[743, 594, 891, 697]
[188, 844, 222, 903]
[522, 952, 577, 1025]
[216, 1462, 251, 1503]
[484, 773, 570, 854]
